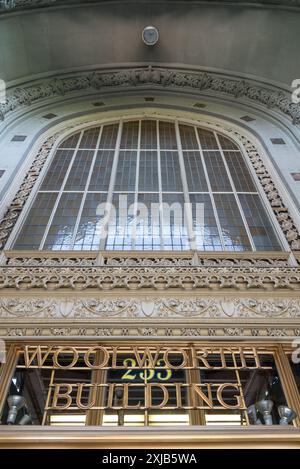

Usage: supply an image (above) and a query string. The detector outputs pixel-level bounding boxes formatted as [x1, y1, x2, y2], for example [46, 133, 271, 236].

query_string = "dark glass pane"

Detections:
[159, 122, 177, 150]
[58, 133, 80, 149]
[214, 193, 251, 251]
[197, 129, 218, 150]
[140, 120, 157, 149]
[14, 193, 58, 249]
[120, 121, 139, 149]
[179, 124, 198, 150]
[239, 194, 281, 251]
[89, 150, 114, 191]
[114, 151, 137, 191]
[79, 127, 101, 149]
[203, 151, 232, 192]
[99, 124, 119, 149]
[218, 134, 239, 150]
[183, 151, 208, 192]
[44, 193, 82, 250]
[160, 151, 182, 192]
[40, 150, 74, 191]
[139, 151, 159, 191]
[64, 150, 94, 191]
[224, 151, 256, 192]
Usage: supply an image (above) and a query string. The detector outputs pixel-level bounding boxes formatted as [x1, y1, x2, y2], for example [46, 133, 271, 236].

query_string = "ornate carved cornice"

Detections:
[2, 0, 300, 14]
[0, 265, 299, 291]
[4, 252, 291, 267]
[1, 66, 300, 124]
[0, 296, 299, 319]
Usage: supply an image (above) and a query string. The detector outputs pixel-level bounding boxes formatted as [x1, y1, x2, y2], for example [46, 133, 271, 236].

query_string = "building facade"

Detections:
[0, 0, 300, 448]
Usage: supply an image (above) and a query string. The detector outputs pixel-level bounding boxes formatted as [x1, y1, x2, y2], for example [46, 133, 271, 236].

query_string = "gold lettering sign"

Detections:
[17, 344, 272, 414]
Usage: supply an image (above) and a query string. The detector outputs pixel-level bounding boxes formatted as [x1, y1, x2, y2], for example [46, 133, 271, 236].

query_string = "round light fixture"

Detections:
[142, 26, 159, 46]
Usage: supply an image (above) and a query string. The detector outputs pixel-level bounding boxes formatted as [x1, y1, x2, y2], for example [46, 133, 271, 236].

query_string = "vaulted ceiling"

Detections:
[0, 0, 299, 89]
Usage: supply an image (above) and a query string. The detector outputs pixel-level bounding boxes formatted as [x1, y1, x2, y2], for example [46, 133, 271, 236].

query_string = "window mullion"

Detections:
[70, 126, 104, 249]
[174, 120, 195, 251]
[214, 131, 256, 251]
[98, 120, 123, 251]
[39, 130, 85, 250]
[132, 120, 141, 250]
[194, 126, 225, 251]
[157, 120, 164, 250]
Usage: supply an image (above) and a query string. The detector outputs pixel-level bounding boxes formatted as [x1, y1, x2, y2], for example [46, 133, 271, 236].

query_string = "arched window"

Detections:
[13, 119, 281, 251]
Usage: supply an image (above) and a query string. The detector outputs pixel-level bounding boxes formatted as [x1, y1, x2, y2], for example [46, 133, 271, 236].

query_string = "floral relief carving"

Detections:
[1, 67, 300, 124]
[0, 266, 299, 292]
[0, 296, 300, 319]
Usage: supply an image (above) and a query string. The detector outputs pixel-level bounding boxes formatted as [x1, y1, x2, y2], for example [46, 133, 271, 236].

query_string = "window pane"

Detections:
[160, 151, 182, 192]
[99, 124, 119, 149]
[183, 151, 208, 192]
[89, 150, 114, 191]
[120, 121, 139, 149]
[179, 124, 198, 150]
[114, 151, 137, 191]
[74, 193, 107, 250]
[14, 193, 58, 249]
[141, 120, 157, 149]
[79, 127, 101, 149]
[189, 194, 222, 251]
[58, 133, 80, 149]
[136, 193, 161, 250]
[203, 151, 232, 192]
[64, 150, 94, 191]
[43, 193, 82, 250]
[106, 193, 135, 250]
[162, 193, 189, 250]
[239, 194, 281, 251]
[218, 134, 239, 150]
[224, 151, 256, 192]
[139, 151, 159, 191]
[40, 150, 74, 191]
[159, 122, 177, 150]
[214, 193, 251, 251]
[197, 129, 218, 150]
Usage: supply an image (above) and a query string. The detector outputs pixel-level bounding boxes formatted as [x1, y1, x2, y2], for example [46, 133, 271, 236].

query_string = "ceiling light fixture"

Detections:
[142, 26, 159, 46]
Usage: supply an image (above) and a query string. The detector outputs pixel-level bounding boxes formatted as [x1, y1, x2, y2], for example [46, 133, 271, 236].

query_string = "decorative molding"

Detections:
[0, 265, 299, 291]
[1, 296, 300, 319]
[2, 0, 300, 14]
[0, 109, 299, 251]
[4, 253, 290, 267]
[6, 256, 98, 266]
[1, 66, 300, 124]
[1, 323, 300, 339]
